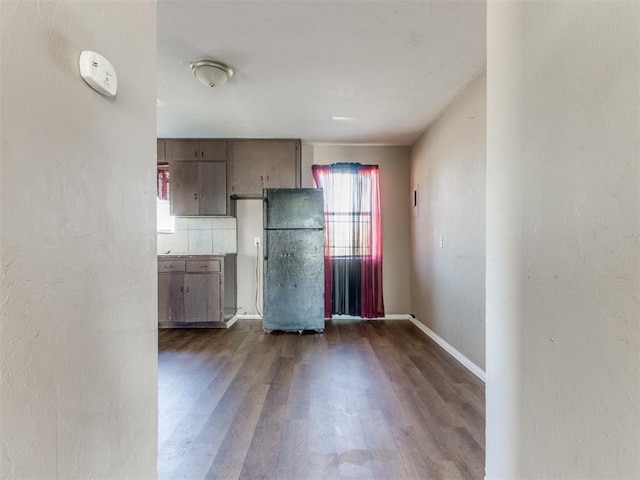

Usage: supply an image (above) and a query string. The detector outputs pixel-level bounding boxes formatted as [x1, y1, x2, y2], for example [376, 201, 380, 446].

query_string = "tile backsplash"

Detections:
[158, 217, 237, 254]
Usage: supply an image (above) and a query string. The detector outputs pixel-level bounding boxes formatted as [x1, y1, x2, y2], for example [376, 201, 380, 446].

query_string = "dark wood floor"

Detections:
[158, 319, 485, 480]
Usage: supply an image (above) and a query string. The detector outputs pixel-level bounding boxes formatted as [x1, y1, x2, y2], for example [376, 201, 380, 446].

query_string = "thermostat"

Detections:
[79, 51, 118, 97]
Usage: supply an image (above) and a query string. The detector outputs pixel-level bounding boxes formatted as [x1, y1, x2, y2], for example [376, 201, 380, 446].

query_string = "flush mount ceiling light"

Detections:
[189, 59, 234, 88]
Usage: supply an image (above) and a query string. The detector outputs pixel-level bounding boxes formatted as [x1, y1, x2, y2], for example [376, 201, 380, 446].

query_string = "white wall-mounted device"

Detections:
[79, 51, 118, 97]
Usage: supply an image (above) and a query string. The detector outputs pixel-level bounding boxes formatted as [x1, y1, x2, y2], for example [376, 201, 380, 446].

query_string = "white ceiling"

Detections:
[157, 1, 486, 146]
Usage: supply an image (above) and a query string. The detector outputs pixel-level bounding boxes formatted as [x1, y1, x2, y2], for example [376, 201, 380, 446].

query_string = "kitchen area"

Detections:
[156, 138, 304, 329]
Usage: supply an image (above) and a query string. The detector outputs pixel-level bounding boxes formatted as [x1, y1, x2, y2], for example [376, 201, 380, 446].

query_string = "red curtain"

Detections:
[312, 163, 385, 318]
[312, 165, 333, 317]
[157, 166, 170, 200]
[358, 165, 384, 318]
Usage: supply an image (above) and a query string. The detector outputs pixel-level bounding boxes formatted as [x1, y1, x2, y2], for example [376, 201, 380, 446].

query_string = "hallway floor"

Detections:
[158, 319, 485, 479]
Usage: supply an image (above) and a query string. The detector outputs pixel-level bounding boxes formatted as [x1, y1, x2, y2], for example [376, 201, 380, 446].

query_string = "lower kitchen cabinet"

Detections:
[158, 255, 236, 328]
[158, 268, 184, 322]
[184, 270, 222, 322]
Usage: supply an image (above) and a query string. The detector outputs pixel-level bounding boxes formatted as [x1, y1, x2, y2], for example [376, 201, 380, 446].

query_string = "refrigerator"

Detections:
[263, 188, 325, 333]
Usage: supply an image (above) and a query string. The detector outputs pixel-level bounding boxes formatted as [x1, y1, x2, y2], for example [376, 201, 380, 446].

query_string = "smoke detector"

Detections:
[189, 59, 234, 88]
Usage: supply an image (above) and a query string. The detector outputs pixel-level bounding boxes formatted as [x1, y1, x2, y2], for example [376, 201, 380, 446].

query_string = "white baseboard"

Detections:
[234, 314, 262, 320]
[408, 316, 486, 383]
[225, 316, 239, 327]
[375, 314, 412, 320]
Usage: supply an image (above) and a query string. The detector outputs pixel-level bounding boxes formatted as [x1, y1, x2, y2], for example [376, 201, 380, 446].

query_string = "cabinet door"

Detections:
[199, 140, 227, 161]
[170, 162, 199, 216]
[198, 162, 227, 215]
[166, 140, 199, 161]
[184, 273, 222, 322]
[158, 273, 185, 323]
[263, 140, 299, 189]
[230, 140, 267, 196]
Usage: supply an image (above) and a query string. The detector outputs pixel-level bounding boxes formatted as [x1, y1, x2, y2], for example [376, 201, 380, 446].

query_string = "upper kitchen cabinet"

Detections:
[166, 139, 227, 161]
[170, 161, 227, 216]
[161, 138, 229, 216]
[229, 139, 301, 197]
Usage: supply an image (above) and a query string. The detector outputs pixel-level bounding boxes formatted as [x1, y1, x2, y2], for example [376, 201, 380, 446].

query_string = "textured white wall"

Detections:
[486, 2, 640, 478]
[303, 145, 412, 315]
[236, 200, 264, 315]
[409, 72, 486, 371]
[0, 1, 157, 478]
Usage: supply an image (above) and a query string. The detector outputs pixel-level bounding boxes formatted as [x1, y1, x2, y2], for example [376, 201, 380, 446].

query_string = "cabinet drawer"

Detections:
[186, 259, 221, 273]
[158, 260, 186, 272]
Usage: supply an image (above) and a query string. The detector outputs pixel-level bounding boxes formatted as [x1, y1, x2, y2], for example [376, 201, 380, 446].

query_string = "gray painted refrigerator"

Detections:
[263, 188, 325, 333]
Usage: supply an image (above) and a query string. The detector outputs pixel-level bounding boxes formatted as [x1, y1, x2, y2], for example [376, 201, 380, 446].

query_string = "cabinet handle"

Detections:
[180, 286, 184, 293]
[194, 150, 198, 158]
[200, 265, 207, 269]
[260, 175, 263, 182]
[201, 151, 204, 157]
[266, 175, 269, 182]
[186, 286, 190, 294]
[193, 193, 198, 200]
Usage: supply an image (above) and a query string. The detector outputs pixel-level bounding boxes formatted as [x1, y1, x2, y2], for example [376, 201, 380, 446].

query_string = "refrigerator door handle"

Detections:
[263, 196, 268, 260]
[263, 231, 268, 260]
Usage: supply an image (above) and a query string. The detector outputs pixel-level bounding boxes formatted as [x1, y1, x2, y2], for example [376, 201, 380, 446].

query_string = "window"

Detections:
[312, 163, 384, 318]
[157, 165, 175, 233]
[322, 171, 373, 257]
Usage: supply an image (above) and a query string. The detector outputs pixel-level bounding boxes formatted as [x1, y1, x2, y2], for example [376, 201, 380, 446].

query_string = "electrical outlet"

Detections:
[254, 237, 261, 247]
